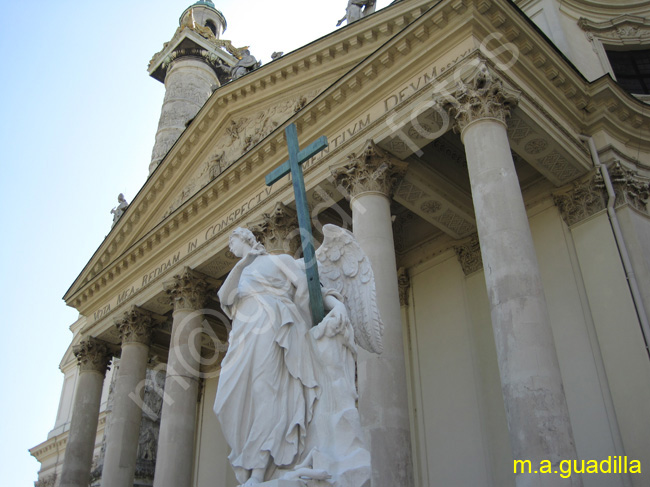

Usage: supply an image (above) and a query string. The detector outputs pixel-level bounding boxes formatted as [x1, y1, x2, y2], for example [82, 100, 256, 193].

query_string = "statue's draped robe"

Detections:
[214, 253, 320, 483]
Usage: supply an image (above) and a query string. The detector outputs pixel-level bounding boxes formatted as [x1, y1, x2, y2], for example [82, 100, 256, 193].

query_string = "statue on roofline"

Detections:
[214, 225, 382, 486]
[337, 0, 377, 27]
[230, 50, 261, 80]
[111, 193, 129, 227]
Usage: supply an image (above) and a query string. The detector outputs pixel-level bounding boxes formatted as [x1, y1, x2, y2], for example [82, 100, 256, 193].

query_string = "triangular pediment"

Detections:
[64, 0, 442, 310]
[65, 0, 650, 319]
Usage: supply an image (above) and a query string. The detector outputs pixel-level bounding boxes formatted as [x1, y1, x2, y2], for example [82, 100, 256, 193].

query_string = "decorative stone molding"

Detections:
[607, 161, 650, 214]
[437, 63, 520, 134]
[553, 173, 607, 226]
[579, 15, 650, 46]
[115, 306, 165, 346]
[331, 140, 409, 199]
[248, 202, 300, 255]
[454, 234, 483, 276]
[34, 473, 56, 487]
[73, 338, 113, 374]
[397, 267, 410, 307]
[163, 267, 212, 311]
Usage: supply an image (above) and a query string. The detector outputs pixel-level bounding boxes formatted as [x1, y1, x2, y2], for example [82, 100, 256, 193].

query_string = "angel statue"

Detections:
[214, 224, 383, 487]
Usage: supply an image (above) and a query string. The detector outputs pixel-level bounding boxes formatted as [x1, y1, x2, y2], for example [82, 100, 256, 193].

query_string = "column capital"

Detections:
[331, 139, 408, 200]
[163, 267, 213, 312]
[438, 63, 520, 135]
[115, 306, 166, 346]
[453, 234, 483, 276]
[248, 202, 300, 255]
[73, 338, 113, 374]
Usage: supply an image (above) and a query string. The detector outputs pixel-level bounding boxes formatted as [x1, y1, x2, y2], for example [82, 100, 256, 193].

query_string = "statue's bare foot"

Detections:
[241, 468, 265, 486]
[282, 467, 331, 481]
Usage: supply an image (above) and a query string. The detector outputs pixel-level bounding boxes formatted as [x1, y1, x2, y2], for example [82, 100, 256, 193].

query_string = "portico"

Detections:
[34, 1, 650, 486]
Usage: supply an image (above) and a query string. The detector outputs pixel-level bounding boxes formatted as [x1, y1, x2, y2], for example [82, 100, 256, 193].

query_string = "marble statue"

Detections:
[110, 193, 129, 227]
[231, 50, 260, 80]
[337, 0, 376, 26]
[214, 225, 383, 487]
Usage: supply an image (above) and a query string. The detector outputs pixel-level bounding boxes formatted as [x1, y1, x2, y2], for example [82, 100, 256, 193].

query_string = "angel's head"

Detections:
[229, 227, 265, 257]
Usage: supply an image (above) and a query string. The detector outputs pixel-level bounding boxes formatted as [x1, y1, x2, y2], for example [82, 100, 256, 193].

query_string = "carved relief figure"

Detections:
[214, 225, 382, 486]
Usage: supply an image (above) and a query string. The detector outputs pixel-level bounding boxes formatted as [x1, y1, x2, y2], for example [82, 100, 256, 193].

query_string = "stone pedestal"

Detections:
[153, 268, 211, 487]
[332, 141, 413, 487]
[101, 307, 162, 487]
[60, 339, 112, 487]
[442, 64, 582, 487]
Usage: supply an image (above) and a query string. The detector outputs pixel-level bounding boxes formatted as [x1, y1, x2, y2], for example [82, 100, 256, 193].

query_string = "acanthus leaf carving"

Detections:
[437, 63, 520, 134]
[454, 234, 483, 276]
[73, 338, 113, 374]
[331, 139, 409, 199]
[247, 202, 300, 256]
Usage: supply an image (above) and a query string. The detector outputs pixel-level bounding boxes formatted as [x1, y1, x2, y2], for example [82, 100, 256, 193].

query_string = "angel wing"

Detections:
[316, 224, 384, 354]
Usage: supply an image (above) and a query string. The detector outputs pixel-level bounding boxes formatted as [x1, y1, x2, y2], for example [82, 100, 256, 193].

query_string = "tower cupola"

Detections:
[179, 1, 227, 39]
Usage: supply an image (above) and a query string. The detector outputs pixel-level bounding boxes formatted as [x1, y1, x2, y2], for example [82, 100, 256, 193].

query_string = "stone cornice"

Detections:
[559, 1, 650, 20]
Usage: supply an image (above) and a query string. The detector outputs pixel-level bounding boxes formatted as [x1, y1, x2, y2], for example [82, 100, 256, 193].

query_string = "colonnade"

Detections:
[59, 64, 579, 487]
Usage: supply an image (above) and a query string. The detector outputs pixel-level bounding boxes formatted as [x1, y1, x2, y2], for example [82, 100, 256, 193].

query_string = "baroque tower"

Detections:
[147, 1, 240, 175]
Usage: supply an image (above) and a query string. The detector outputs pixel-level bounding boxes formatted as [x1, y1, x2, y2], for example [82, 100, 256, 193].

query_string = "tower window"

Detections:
[606, 48, 650, 95]
[205, 20, 217, 36]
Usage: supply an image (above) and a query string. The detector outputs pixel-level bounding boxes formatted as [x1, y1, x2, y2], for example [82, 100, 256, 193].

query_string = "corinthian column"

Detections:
[153, 268, 212, 487]
[60, 338, 112, 487]
[332, 141, 413, 487]
[440, 64, 582, 487]
[102, 307, 164, 487]
[248, 202, 300, 255]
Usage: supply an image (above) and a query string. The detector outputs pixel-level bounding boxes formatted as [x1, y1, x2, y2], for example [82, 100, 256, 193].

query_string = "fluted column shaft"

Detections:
[332, 141, 413, 487]
[60, 339, 112, 487]
[153, 268, 210, 487]
[443, 64, 581, 487]
[102, 307, 162, 487]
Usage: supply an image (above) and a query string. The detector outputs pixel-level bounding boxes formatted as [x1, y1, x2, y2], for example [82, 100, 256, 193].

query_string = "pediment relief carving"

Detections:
[161, 89, 320, 220]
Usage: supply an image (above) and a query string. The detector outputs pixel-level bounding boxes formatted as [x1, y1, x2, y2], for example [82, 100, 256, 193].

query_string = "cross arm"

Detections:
[265, 136, 329, 186]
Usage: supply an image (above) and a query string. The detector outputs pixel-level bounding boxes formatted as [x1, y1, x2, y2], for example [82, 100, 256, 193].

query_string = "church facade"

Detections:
[30, 0, 650, 486]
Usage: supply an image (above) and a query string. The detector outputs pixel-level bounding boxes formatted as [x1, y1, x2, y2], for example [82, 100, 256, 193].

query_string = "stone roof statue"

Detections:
[110, 193, 129, 227]
[230, 50, 260, 80]
[214, 224, 382, 486]
[337, 0, 377, 26]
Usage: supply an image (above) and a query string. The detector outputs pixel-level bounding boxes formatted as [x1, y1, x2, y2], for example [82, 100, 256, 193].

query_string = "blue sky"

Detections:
[0, 0, 392, 484]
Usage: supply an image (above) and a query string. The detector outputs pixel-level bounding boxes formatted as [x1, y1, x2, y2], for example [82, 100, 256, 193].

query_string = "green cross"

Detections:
[265, 123, 328, 326]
